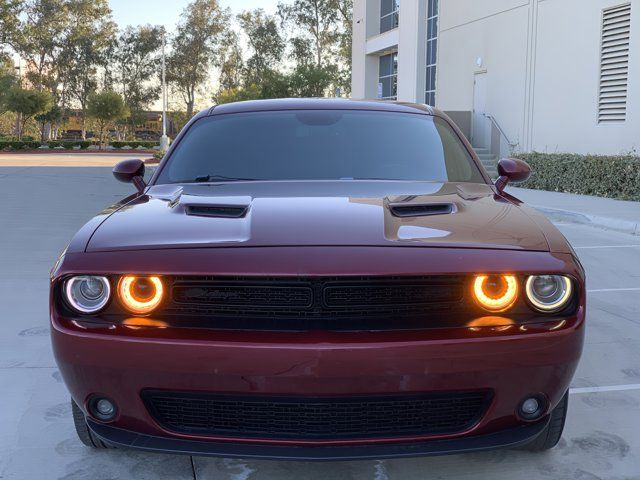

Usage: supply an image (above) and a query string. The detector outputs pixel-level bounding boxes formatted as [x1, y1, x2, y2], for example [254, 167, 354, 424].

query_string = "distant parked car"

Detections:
[51, 99, 584, 460]
[60, 130, 82, 140]
[135, 130, 160, 141]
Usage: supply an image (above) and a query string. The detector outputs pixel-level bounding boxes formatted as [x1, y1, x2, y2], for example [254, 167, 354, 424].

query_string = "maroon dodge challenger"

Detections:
[50, 99, 585, 460]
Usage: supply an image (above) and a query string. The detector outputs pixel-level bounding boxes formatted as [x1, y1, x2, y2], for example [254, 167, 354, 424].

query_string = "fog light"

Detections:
[521, 398, 539, 415]
[519, 395, 545, 420]
[89, 396, 117, 422]
[96, 399, 114, 416]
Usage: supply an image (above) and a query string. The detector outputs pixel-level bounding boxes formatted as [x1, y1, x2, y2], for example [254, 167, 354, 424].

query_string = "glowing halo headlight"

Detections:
[525, 275, 572, 312]
[118, 275, 164, 314]
[64, 276, 111, 314]
[473, 275, 519, 312]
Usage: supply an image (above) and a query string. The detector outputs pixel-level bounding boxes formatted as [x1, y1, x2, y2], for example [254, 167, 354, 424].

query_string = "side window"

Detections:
[434, 118, 477, 182]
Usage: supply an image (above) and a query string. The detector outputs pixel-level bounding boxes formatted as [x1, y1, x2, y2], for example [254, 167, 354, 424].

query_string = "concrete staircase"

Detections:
[473, 147, 498, 179]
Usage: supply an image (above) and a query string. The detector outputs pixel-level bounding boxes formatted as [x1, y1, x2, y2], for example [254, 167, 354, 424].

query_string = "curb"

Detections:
[533, 205, 640, 236]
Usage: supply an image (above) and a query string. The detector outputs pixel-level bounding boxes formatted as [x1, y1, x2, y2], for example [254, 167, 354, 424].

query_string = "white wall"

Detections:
[531, 0, 639, 154]
[352, 0, 395, 99]
[351, 0, 371, 99]
[437, 0, 639, 154]
[438, 0, 534, 150]
[397, 0, 427, 102]
[353, 0, 428, 101]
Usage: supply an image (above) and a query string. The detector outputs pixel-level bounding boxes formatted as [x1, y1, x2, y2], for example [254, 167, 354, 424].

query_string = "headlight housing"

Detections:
[64, 276, 111, 314]
[473, 274, 519, 312]
[118, 275, 164, 314]
[525, 275, 573, 312]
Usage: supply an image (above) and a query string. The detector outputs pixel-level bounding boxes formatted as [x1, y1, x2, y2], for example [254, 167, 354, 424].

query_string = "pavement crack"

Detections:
[190, 456, 197, 480]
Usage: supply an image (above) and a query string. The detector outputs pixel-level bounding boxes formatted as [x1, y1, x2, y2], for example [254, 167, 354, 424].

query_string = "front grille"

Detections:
[163, 276, 466, 330]
[143, 391, 490, 440]
[173, 283, 313, 309]
[324, 282, 459, 307]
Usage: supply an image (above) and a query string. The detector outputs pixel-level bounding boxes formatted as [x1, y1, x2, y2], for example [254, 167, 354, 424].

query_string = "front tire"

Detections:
[72, 399, 113, 449]
[523, 391, 569, 452]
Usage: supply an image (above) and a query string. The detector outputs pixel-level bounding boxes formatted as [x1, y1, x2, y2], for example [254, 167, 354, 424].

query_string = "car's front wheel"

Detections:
[523, 391, 569, 451]
[71, 399, 113, 449]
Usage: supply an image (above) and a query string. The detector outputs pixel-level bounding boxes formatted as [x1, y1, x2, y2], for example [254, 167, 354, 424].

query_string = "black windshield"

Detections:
[155, 110, 484, 184]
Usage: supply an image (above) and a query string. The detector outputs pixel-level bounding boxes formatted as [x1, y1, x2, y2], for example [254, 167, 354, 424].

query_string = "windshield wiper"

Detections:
[191, 175, 257, 183]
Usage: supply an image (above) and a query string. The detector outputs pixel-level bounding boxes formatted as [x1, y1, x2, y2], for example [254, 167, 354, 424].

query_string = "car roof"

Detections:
[207, 98, 435, 116]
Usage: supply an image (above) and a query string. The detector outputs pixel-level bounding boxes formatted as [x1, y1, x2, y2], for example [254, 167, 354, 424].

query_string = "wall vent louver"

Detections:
[598, 3, 631, 124]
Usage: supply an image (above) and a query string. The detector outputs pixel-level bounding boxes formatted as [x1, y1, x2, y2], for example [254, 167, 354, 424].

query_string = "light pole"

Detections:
[159, 31, 170, 152]
[14, 59, 21, 138]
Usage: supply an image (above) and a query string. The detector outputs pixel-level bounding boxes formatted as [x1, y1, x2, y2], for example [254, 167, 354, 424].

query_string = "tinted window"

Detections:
[155, 110, 484, 184]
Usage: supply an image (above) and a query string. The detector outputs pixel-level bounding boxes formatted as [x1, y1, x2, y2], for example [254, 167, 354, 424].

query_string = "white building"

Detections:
[352, 0, 638, 170]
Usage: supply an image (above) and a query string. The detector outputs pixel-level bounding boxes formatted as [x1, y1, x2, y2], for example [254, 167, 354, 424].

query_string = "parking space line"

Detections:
[574, 245, 640, 249]
[570, 384, 640, 394]
[588, 288, 640, 293]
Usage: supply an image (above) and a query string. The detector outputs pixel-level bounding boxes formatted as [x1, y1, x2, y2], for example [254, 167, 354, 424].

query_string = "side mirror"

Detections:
[113, 159, 146, 193]
[494, 158, 531, 193]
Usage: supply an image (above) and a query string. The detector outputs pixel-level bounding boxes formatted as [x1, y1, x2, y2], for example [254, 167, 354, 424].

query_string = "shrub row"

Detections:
[46, 141, 93, 149]
[0, 141, 42, 150]
[109, 141, 159, 149]
[0, 140, 159, 151]
[517, 152, 640, 201]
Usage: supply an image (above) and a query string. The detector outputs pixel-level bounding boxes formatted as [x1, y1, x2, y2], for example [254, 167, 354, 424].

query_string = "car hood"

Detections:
[85, 181, 549, 252]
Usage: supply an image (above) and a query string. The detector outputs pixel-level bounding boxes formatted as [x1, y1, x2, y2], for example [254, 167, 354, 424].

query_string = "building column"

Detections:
[397, 0, 427, 103]
[352, 0, 383, 99]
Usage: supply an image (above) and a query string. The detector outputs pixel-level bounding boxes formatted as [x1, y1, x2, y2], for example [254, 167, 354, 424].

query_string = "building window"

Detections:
[598, 3, 631, 123]
[425, 0, 438, 105]
[378, 52, 398, 100]
[380, 0, 400, 34]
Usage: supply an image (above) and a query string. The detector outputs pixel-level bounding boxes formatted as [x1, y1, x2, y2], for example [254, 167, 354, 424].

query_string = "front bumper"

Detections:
[87, 416, 550, 460]
[52, 310, 584, 458]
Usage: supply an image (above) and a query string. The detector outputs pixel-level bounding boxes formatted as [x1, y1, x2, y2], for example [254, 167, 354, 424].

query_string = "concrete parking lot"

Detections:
[0, 166, 639, 479]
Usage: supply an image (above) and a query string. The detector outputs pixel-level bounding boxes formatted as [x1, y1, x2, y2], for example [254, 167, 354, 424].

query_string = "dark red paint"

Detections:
[112, 158, 146, 193]
[495, 158, 532, 192]
[50, 99, 585, 457]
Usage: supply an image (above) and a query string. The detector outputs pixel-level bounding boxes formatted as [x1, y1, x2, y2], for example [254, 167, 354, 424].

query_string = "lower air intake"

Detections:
[143, 390, 490, 440]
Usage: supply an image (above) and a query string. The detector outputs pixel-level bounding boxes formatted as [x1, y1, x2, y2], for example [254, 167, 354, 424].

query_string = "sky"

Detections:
[104, 0, 283, 109]
[108, 0, 280, 30]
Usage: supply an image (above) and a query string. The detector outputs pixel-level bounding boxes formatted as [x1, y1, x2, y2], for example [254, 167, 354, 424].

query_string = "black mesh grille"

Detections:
[164, 276, 466, 330]
[173, 283, 313, 308]
[143, 391, 490, 440]
[324, 282, 460, 307]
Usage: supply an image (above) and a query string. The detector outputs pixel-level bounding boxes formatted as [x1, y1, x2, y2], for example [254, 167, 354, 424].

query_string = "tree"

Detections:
[109, 25, 163, 133]
[0, 0, 22, 50]
[237, 9, 285, 85]
[35, 104, 62, 141]
[333, 0, 353, 94]
[216, 30, 244, 92]
[62, 0, 116, 139]
[5, 88, 53, 139]
[214, 84, 262, 105]
[0, 56, 17, 115]
[288, 64, 335, 97]
[7, 1, 116, 140]
[278, 0, 339, 68]
[11, 0, 71, 94]
[87, 91, 129, 148]
[167, 0, 229, 118]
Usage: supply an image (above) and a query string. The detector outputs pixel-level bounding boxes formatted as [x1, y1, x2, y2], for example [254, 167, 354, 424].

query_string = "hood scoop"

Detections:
[178, 194, 252, 218]
[387, 202, 456, 218]
[185, 205, 249, 218]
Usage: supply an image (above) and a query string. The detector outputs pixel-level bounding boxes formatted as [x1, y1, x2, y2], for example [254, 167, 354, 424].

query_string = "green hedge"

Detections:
[110, 141, 159, 149]
[46, 141, 93, 149]
[0, 140, 158, 151]
[0, 141, 41, 150]
[518, 152, 640, 201]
